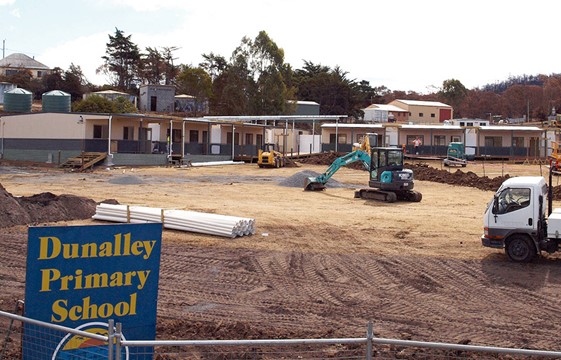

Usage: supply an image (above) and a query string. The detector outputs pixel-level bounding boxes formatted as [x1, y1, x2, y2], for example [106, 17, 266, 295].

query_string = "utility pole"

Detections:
[2, 39, 4, 59]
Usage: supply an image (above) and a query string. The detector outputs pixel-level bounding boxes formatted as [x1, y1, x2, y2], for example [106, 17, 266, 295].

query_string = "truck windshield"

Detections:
[494, 187, 531, 214]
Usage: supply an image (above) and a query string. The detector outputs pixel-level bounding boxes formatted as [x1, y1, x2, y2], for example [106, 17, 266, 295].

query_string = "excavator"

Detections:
[304, 133, 422, 203]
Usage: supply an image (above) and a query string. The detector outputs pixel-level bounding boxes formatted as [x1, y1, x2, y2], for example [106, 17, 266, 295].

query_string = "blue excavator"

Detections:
[304, 134, 422, 203]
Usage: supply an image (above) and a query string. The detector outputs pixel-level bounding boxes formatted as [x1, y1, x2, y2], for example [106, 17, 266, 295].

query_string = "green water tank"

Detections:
[42, 90, 71, 112]
[4, 88, 32, 113]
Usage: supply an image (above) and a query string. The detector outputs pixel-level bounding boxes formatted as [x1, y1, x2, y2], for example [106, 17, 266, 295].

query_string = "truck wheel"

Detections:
[505, 235, 535, 262]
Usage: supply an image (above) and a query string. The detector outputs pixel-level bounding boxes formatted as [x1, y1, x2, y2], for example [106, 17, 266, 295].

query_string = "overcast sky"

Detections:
[1, 0, 559, 94]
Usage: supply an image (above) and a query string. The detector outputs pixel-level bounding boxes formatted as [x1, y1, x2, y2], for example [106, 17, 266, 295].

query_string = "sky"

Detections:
[1, 0, 560, 94]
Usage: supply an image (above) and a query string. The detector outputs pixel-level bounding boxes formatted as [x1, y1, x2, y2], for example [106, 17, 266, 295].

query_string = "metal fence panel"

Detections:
[3, 308, 561, 359]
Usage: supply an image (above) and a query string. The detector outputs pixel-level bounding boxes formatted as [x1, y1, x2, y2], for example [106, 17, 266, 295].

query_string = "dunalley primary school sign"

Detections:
[23, 223, 162, 359]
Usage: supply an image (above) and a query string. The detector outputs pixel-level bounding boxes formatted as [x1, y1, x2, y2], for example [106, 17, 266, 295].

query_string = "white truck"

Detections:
[481, 173, 561, 262]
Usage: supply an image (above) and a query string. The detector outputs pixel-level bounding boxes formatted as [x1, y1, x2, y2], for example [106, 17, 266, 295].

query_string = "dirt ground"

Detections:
[2, 157, 561, 357]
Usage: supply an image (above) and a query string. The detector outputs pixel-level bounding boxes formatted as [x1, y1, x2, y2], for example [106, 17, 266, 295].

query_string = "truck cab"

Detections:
[482, 176, 548, 262]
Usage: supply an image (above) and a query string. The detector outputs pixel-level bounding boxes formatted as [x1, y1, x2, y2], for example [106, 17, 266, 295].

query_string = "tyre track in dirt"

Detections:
[154, 243, 561, 348]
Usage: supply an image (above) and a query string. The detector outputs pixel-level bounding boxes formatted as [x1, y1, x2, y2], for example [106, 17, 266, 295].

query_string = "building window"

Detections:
[467, 122, 473, 127]
[431, 113, 435, 118]
[37, 71, 43, 78]
[123, 126, 134, 140]
[419, 113, 424, 117]
[245, 133, 253, 145]
[485, 136, 502, 147]
[189, 130, 199, 143]
[451, 136, 461, 142]
[434, 135, 446, 146]
[202, 131, 208, 144]
[93, 125, 109, 139]
[5, 69, 18, 76]
[256, 134, 263, 147]
[513, 137, 524, 147]
[460, 122, 465, 126]
[226, 132, 240, 145]
[406, 135, 424, 146]
[329, 133, 347, 144]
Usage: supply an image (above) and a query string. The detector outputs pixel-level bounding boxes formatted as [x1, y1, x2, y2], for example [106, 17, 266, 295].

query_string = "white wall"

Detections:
[299, 135, 321, 153]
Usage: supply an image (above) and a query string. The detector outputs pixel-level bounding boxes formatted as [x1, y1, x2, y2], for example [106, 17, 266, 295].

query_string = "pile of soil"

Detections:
[409, 164, 510, 192]
[0, 183, 99, 228]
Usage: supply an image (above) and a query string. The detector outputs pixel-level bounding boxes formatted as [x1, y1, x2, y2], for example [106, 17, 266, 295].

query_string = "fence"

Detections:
[3, 308, 561, 359]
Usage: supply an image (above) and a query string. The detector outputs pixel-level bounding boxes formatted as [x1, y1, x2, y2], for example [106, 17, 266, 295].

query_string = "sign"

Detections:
[23, 223, 162, 359]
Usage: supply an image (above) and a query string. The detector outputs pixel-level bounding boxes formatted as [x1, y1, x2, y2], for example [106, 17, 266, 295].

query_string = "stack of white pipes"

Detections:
[92, 203, 255, 238]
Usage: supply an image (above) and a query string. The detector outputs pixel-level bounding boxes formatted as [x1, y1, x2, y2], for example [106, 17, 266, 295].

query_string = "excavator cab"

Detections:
[368, 147, 415, 192]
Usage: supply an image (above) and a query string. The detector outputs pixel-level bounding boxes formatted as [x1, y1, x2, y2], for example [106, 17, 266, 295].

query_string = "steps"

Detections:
[60, 152, 107, 171]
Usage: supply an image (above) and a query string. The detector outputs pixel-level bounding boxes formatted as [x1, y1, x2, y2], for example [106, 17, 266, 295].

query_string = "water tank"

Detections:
[42, 90, 71, 112]
[3, 88, 32, 113]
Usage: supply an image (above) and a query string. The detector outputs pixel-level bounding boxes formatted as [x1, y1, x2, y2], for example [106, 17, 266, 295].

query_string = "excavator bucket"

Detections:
[304, 177, 326, 191]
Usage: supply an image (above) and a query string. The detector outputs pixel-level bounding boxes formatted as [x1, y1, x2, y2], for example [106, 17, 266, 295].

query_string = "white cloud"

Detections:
[40, 32, 109, 85]
[9, 8, 20, 17]
[0, 0, 15, 5]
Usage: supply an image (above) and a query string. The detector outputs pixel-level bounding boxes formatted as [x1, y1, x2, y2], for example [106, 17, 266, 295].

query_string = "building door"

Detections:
[150, 96, 157, 111]
[439, 108, 452, 122]
[529, 137, 539, 157]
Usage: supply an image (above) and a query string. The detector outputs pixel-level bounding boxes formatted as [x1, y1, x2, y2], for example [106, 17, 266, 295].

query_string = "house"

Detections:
[0, 112, 276, 166]
[319, 122, 547, 160]
[389, 99, 453, 123]
[0, 53, 51, 79]
[139, 85, 175, 113]
[362, 104, 409, 123]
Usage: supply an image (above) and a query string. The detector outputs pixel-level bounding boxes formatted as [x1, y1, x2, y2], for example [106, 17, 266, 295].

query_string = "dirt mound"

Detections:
[0, 183, 99, 228]
[297, 152, 368, 170]
[409, 164, 510, 192]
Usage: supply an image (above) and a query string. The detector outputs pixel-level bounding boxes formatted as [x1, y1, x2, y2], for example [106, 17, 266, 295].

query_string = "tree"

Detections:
[73, 95, 137, 113]
[176, 65, 212, 115]
[139, 46, 180, 85]
[161, 46, 180, 85]
[439, 79, 468, 116]
[293, 61, 364, 118]
[200, 52, 228, 81]
[140, 47, 165, 85]
[98, 28, 141, 91]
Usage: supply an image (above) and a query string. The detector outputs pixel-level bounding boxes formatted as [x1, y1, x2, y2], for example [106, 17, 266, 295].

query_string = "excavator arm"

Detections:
[304, 150, 371, 191]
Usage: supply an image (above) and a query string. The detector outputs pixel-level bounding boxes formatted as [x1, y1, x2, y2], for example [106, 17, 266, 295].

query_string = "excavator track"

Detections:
[354, 189, 422, 203]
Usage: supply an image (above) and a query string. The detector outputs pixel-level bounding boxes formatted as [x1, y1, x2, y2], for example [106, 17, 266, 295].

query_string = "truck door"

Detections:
[490, 187, 535, 232]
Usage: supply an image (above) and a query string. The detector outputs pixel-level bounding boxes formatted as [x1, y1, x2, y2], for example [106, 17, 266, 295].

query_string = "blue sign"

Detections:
[23, 223, 162, 359]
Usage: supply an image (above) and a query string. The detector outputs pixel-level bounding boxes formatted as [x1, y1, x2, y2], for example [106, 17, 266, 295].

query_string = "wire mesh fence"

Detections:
[3, 306, 561, 360]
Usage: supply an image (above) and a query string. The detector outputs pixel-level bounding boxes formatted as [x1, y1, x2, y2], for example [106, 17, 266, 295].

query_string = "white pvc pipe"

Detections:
[93, 204, 255, 238]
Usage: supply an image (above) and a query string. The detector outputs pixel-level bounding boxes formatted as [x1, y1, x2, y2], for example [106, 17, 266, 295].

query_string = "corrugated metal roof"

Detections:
[394, 99, 451, 108]
[479, 125, 543, 131]
[0, 53, 50, 70]
[364, 104, 408, 112]
[321, 123, 384, 129]
[401, 124, 462, 130]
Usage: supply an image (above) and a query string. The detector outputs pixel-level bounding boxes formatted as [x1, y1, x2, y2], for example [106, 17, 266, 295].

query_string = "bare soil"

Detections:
[1, 158, 561, 358]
